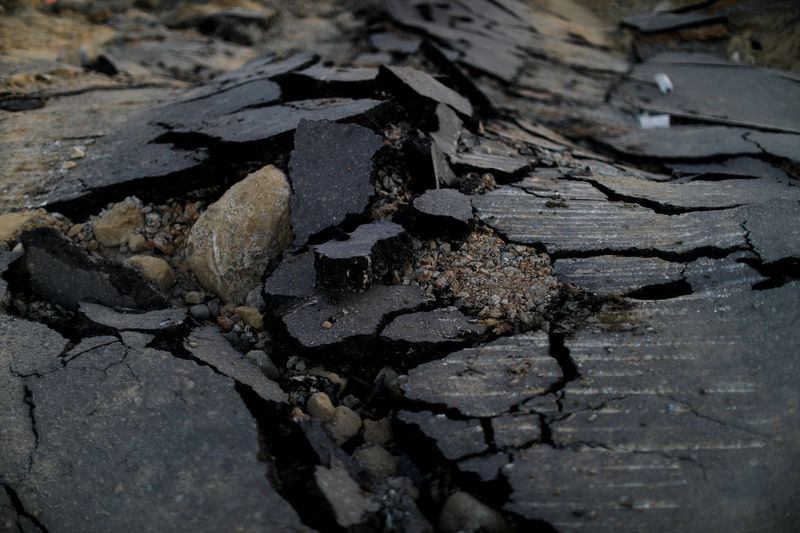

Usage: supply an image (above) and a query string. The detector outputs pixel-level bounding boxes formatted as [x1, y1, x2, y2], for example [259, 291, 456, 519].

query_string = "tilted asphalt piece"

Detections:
[597, 125, 762, 160]
[14, 335, 309, 533]
[21, 227, 166, 311]
[79, 302, 187, 332]
[280, 64, 379, 99]
[312, 465, 378, 529]
[403, 332, 562, 417]
[666, 156, 791, 181]
[314, 220, 408, 292]
[554, 256, 685, 296]
[289, 119, 385, 246]
[264, 251, 317, 312]
[380, 307, 485, 345]
[282, 284, 428, 348]
[410, 188, 474, 238]
[377, 64, 473, 118]
[615, 52, 800, 134]
[395, 411, 488, 461]
[184, 325, 287, 404]
[738, 199, 800, 264]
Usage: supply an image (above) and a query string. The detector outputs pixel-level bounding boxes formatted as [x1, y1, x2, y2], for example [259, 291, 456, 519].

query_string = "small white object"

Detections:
[638, 114, 671, 129]
[654, 73, 674, 94]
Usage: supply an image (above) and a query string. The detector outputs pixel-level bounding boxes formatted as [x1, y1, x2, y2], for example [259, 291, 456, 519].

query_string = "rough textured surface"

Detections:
[79, 302, 186, 331]
[314, 465, 378, 529]
[282, 284, 428, 348]
[740, 200, 800, 264]
[396, 411, 487, 461]
[289, 119, 385, 246]
[17, 340, 308, 533]
[21, 227, 166, 311]
[554, 256, 685, 295]
[411, 188, 474, 237]
[184, 326, 286, 403]
[381, 308, 485, 344]
[186, 165, 292, 304]
[597, 126, 761, 160]
[403, 333, 562, 417]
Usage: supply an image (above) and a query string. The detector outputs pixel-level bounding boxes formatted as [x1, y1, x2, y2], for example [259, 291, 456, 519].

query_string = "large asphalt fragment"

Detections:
[185, 325, 286, 403]
[16, 338, 307, 533]
[289, 119, 385, 246]
[79, 302, 186, 332]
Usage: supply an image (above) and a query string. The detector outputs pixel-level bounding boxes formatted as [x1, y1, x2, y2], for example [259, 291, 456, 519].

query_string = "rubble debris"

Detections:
[313, 465, 378, 529]
[281, 64, 379, 100]
[491, 413, 541, 449]
[325, 405, 362, 445]
[439, 492, 511, 533]
[18, 339, 308, 532]
[402, 333, 561, 417]
[352, 445, 398, 482]
[0, 209, 63, 247]
[92, 198, 145, 248]
[185, 326, 286, 404]
[124, 256, 175, 292]
[186, 165, 292, 304]
[597, 125, 762, 160]
[380, 308, 485, 345]
[282, 285, 428, 348]
[378, 65, 473, 118]
[615, 52, 800, 133]
[264, 251, 317, 311]
[314, 220, 408, 292]
[164, 6, 277, 46]
[79, 302, 186, 332]
[473, 185, 747, 257]
[21, 227, 166, 311]
[289, 119, 385, 246]
[621, 12, 726, 34]
[409, 189, 473, 238]
[395, 411, 487, 461]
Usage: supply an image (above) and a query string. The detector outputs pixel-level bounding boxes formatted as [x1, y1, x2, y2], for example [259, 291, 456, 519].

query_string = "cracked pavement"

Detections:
[1, 0, 799, 532]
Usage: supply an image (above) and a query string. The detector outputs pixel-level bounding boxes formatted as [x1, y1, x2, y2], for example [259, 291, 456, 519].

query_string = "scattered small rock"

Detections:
[325, 405, 362, 445]
[353, 444, 398, 482]
[94, 198, 145, 248]
[307, 392, 336, 422]
[235, 306, 264, 330]
[124, 255, 175, 292]
[363, 417, 393, 446]
[189, 304, 211, 320]
[184, 291, 205, 305]
[439, 492, 511, 533]
[69, 146, 86, 159]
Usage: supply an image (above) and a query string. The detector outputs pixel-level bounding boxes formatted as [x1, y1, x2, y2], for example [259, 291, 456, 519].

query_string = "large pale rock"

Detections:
[186, 165, 292, 303]
[93, 199, 144, 247]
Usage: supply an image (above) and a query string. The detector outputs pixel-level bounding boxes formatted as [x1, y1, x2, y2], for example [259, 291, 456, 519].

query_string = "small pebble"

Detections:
[363, 418, 393, 446]
[61, 161, 77, 170]
[439, 492, 512, 533]
[189, 304, 211, 321]
[69, 146, 85, 159]
[322, 320, 333, 329]
[184, 291, 205, 305]
[324, 405, 362, 445]
[307, 392, 336, 422]
[353, 445, 398, 482]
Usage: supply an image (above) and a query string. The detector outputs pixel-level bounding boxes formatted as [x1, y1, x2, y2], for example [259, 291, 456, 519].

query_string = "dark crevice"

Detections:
[480, 417, 497, 452]
[22, 386, 39, 472]
[546, 244, 748, 262]
[2, 483, 50, 533]
[625, 279, 693, 300]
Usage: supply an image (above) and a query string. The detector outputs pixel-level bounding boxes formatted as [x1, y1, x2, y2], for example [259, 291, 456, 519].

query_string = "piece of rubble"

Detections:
[439, 492, 511, 533]
[410, 188, 473, 238]
[289, 119, 385, 246]
[353, 445, 398, 482]
[666, 157, 791, 181]
[16, 338, 308, 532]
[185, 326, 286, 403]
[432, 143, 459, 187]
[79, 302, 186, 332]
[325, 405, 362, 445]
[186, 165, 292, 304]
[281, 64, 379, 99]
[282, 284, 427, 348]
[93, 199, 144, 248]
[396, 411, 487, 461]
[403, 332, 561, 417]
[683, 254, 765, 293]
[621, 12, 726, 34]
[615, 52, 800, 133]
[264, 251, 317, 311]
[597, 125, 762, 160]
[378, 65, 473, 118]
[307, 391, 336, 422]
[0, 209, 62, 246]
[554, 256, 685, 296]
[300, 418, 366, 484]
[380, 308, 485, 345]
[124, 256, 175, 292]
[363, 418, 393, 446]
[745, 131, 800, 165]
[313, 465, 378, 529]
[235, 306, 264, 330]
[314, 220, 408, 292]
[473, 185, 747, 257]
[430, 103, 462, 157]
[21, 227, 166, 311]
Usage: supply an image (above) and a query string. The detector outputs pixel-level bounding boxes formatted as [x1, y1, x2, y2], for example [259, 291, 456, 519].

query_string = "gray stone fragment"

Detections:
[79, 302, 186, 331]
[21, 227, 166, 311]
[745, 130, 800, 165]
[473, 186, 746, 257]
[683, 254, 765, 293]
[554, 256, 685, 296]
[597, 126, 761, 160]
[264, 251, 317, 310]
[118, 331, 154, 349]
[378, 65, 473, 117]
[666, 157, 791, 181]
[0, 251, 22, 311]
[403, 332, 561, 417]
[431, 143, 458, 187]
[621, 12, 725, 33]
[430, 103, 462, 157]
[396, 411, 487, 460]
[314, 220, 408, 292]
[289, 119, 385, 246]
[411, 189, 473, 237]
[381, 308, 485, 344]
[282, 285, 427, 348]
[185, 326, 286, 403]
[615, 54, 800, 133]
[1, 316, 68, 378]
[491, 413, 541, 449]
[189, 304, 211, 320]
[740, 200, 800, 264]
[283, 65, 379, 99]
[313, 465, 378, 529]
[17, 342, 309, 533]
